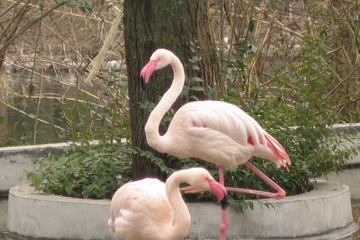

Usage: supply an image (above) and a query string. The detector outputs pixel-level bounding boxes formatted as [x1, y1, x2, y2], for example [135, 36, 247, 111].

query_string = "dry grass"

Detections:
[0, 0, 358, 145]
[210, 0, 359, 122]
[0, 0, 126, 145]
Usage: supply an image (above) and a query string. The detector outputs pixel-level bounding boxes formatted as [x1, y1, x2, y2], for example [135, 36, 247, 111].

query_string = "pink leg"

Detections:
[218, 165, 228, 240]
[220, 207, 228, 240]
[224, 162, 286, 200]
[180, 166, 229, 239]
[219, 165, 225, 185]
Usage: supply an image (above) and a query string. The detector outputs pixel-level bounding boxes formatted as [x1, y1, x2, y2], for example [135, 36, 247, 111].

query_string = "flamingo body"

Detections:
[108, 167, 227, 240]
[155, 100, 289, 168]
[109, 179, 171, 240]
[141, 49, 290, 173]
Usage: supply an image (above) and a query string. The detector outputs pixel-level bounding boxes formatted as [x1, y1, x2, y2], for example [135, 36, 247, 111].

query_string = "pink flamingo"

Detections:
[140, 49, 291, 238]
[140, 48, 291, 196]
[108, 167, 227, 240]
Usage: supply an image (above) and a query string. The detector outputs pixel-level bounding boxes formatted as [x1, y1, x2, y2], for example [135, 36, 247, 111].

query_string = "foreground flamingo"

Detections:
[140, 49, 291, 238]
[108, 167, 227, 240]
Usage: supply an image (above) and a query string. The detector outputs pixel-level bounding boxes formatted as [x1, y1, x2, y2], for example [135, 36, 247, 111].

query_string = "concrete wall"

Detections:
[0, 143, 68, 193]
[7, 182, 358, 239]
[320, 124, 360, 201]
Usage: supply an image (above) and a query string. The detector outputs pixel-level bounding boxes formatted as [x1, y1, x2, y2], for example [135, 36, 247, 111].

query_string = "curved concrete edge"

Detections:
[188, 181, 358, 239]
[7, 181, 359, 240]
[7, 185, 116, 240]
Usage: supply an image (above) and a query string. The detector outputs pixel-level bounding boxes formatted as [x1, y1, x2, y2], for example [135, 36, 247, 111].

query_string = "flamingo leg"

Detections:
[218, 165, 228, 240]
[224, 162, 286, 200]
[182, 166, 229, 239]
[218, 165, 225, 185]
[220, 207, 228, 240]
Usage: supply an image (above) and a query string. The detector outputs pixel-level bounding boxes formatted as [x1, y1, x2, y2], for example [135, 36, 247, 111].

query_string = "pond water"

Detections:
[0, 196, 359, 239]
[0, 72, 99, 146]
[1, 69, 128, 147]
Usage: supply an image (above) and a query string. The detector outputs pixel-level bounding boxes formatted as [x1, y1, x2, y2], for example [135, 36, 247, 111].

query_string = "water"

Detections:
[1, 72, 98, 146]
[1, 196, 359, 239]
[1, 69, 128, 147]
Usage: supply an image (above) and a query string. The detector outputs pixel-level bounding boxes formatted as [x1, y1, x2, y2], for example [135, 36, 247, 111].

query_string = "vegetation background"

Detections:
[0, 0, 359, 206]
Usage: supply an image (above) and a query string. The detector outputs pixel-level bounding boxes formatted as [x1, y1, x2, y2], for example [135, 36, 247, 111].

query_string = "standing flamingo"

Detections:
[108, 167, 227, 240]
[140, 49, 291, 199]
[140, 49, 291, 238]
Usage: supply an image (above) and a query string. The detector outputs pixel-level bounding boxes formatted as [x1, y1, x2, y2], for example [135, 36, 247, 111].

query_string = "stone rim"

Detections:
[7, 181, 359, 240]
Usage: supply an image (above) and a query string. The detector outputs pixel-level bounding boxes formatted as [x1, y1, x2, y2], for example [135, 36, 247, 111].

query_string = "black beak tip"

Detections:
[220, 196, 228, 210]
[140, 76, 146, 91]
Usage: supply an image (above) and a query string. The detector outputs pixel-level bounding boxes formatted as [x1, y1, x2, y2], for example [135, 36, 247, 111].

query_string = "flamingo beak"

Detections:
[208, 179, 228, 210]
[220, 195, 228, 209]
[140, 60, 158, 90]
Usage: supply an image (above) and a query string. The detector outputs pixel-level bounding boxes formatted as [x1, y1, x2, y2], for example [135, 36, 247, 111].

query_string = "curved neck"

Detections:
[144, 55, 185, 151]
[165, 171, 191, 238]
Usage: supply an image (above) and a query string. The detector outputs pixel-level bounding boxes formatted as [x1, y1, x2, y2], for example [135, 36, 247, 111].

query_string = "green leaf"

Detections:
[26, 172, 43, 189]
[64, 182, 73, 195]
[192, 65, 200, 70]
[190, 86, 204, 91]
[207, 87, 217, 99]
[189, 55, 201, 63]
[58, 156, 69, 165]
[190, 77, 204, 83]
[190, 96, 200, 101]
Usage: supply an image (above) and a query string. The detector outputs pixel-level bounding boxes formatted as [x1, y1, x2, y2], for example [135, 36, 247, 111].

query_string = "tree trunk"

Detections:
[124, 0, 218, 180]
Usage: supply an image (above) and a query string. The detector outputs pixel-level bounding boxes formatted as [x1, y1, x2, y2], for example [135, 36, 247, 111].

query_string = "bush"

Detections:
[27, 143, 132, 199]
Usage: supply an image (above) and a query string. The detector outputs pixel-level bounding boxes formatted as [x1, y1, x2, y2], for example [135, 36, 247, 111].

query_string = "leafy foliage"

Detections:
[27, 143, 132, 199]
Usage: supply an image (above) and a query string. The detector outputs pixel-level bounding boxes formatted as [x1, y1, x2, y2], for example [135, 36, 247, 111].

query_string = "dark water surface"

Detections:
[1, 72, 98, 146]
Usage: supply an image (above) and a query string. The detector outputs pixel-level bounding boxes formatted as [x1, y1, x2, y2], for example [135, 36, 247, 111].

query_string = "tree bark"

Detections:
[124, 0, 218, 180]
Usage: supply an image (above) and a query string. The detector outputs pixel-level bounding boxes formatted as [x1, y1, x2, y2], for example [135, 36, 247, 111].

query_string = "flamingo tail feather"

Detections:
[264, 133, 291, 171]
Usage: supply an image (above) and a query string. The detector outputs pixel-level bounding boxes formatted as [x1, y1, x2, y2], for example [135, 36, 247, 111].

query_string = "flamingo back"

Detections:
[109, 179, 173, 240]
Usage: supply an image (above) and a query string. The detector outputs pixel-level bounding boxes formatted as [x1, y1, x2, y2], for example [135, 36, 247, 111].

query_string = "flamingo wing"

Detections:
[163, 100, 290, 168]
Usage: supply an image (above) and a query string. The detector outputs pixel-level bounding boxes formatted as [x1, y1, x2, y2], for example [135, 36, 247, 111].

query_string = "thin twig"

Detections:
[1, 1, 69, 52]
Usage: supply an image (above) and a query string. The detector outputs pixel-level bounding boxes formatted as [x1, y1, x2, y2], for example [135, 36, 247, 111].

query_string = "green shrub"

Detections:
[27, 143, 132, 199]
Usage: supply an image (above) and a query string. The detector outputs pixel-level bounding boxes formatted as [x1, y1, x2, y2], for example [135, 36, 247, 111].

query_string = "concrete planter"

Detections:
[7, 182, 358, 240]
[0, 142, 68, 193]
[2, 124, 360, 239]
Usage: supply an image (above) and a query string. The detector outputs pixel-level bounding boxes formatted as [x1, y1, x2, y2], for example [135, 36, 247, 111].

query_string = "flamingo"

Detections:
[140, 49, 291, 238]
[108, 167, 227, 240]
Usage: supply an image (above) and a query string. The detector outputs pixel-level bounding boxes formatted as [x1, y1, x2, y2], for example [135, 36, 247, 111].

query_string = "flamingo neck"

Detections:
[165, 171, 191, 238]
[144, 55, 185, 152]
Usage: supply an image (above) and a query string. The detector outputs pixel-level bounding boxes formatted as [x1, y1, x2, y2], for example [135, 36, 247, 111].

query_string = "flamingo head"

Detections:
[140, 49, 173, 89]
[181, 168, 228, 210]
[208, 179, 228, 209]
